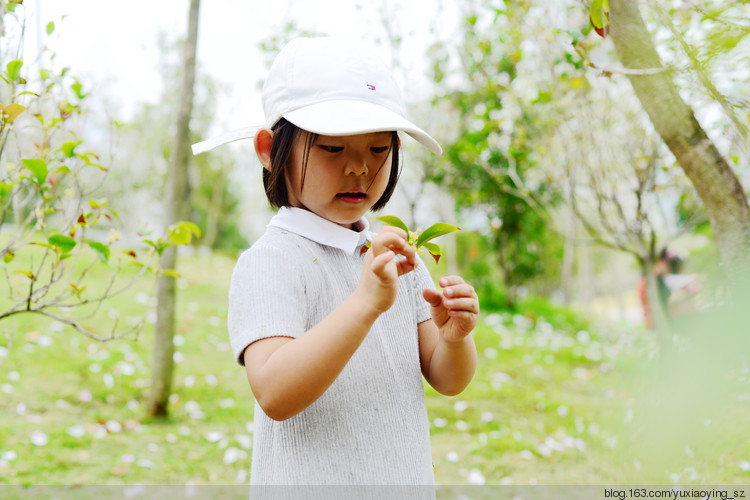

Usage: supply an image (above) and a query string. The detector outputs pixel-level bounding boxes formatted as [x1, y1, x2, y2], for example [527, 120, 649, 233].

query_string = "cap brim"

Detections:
[191, 126, 260, 155]
[283, 100, 442, 155]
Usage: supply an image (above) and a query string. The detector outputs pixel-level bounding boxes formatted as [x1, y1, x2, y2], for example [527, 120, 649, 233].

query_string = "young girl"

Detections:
[193, 37, 479, 486]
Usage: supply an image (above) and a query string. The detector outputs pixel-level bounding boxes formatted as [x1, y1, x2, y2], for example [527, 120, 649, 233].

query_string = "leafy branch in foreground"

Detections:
[363, 215, 460, 264]
[0, 5, 200, 343]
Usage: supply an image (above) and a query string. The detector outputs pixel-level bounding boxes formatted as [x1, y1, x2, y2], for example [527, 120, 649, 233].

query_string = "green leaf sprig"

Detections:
[363, 215, 460, 264]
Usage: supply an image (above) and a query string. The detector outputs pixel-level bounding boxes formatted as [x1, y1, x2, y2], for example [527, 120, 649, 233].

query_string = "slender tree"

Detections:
[608, 0, 750, 291]
[148, 0, 201, 417]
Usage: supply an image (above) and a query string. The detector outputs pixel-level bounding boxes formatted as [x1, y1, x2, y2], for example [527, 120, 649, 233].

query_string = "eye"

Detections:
[370, 146, 390, 154]
[319, 145, 343, 153]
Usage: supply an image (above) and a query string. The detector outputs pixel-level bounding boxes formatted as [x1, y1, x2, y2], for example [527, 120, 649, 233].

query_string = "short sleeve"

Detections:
[412, 255, 436, 325]
[227, 245, 307, 365]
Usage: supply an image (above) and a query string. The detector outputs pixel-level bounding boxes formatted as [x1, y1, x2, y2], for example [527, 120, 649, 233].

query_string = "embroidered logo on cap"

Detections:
[366, 84, 376, 90]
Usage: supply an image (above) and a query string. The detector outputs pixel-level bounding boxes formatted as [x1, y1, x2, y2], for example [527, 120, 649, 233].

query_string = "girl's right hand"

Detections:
[357, 226, 417, 315]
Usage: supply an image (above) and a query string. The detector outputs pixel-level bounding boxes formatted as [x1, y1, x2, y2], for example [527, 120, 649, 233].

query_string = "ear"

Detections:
[254, 128, 274, 171]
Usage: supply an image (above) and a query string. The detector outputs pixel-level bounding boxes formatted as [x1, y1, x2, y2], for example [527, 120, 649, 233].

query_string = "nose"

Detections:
[344, 156, 368, 176]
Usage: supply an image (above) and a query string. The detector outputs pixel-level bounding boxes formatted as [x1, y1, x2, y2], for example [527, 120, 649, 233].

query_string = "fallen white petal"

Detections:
[30, 431, 48, 446]
[468, 469, 486, 485]
[67, 425, 86, 438]
[204, 431, 223, 443]
[433, 418, 448, 428]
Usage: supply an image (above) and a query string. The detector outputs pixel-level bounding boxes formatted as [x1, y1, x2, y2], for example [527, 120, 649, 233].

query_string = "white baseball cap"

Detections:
[191, 37, 442, 155]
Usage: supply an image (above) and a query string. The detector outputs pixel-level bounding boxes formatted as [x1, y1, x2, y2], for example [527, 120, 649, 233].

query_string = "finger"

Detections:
[370, 250, 396, 280]
[370, 231, 408, 256]
[422, 288, 443, 307]
[372, 232, 416, 270]
[395, 255, 418, 276]
[438, 275, 467, 288]
[378, 225, 408, 240]
[441, 296, 480, 314]
[442, 283, 477, 299]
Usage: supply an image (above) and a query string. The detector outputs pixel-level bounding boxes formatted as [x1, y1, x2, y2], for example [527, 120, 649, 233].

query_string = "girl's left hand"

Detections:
[422, 276, 479, 343]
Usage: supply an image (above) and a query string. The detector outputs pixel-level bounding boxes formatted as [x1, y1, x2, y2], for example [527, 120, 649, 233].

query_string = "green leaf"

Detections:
[421, 242, 442, 264]
[46, 21, 55, 35]
[2, 103, 25, 123]
[89, 198, 107, 209]
[415, 223, 461, 248]
[22, 159, 48, 185]
[49, 233, 77, 253]
[565, 28, 584, 45]
[589, 0, 610, 37]
[376, 215, 409, 233]
[88, 241, 110, 263]
[0, 181, 15, 197]
[61, 140, 82, 158]
[161, 269, 181, 278]
[6, 59, 23, 82]
[3, 251, 14, 263]
[71, 80, 86, 99]
[168, 221, 202, 246]
[14, 270, 35, 281]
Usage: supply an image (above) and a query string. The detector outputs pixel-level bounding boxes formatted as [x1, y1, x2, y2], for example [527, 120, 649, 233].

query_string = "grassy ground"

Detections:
[0, 251, 749, 485]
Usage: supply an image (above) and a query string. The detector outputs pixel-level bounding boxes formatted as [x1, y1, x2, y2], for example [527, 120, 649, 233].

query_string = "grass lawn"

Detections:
[1, 250, 749, 485]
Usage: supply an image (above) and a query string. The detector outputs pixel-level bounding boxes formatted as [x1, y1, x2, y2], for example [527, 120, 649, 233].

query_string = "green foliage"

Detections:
[2, 252, 747, 485]
[430, 2, 563, 307]
[0, 4, 197, 340]
[589, 0, 610, 37]
[109, 34, 246, 251]
[374, 215, 460, 264]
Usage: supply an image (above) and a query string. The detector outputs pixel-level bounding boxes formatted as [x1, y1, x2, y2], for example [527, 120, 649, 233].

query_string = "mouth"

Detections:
[336, 191, 367, 203]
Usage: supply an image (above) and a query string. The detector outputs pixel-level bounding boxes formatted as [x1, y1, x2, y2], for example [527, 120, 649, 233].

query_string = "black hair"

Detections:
[262, 118, 401, 211]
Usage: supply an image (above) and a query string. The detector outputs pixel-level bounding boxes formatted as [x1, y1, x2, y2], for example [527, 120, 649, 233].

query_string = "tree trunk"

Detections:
[148, 0, 200, 417]
[609, 0, 750, 291]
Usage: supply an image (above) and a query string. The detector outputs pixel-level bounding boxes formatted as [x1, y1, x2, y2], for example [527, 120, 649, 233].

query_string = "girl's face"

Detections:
[286, 131, 394, 229]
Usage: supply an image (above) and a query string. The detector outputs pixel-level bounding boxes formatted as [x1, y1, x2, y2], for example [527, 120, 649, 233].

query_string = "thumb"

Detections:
[422, 288, 442, 307]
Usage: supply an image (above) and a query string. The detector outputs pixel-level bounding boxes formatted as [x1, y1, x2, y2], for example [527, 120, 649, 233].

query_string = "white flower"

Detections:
[2, 450, 17, 461]
[204, 431, 223, 443]
[433, 418, 448, 428]
[445, 451, 459, 463]
[67, 426, 86, 438]
[222, 447, 247, 465]
[467, 469, 486, 485]
[236, 435, 252, 450]
[453, 401, 468, 413]
[30, 431, 48, 446]
[106, 420, 122, 433]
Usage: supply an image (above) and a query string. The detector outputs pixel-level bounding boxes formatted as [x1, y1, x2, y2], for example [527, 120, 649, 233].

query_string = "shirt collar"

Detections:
[268, 207, 372, 255]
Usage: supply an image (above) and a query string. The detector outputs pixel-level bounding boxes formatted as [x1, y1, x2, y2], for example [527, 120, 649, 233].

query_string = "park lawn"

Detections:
[1, 250, 749, 485]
